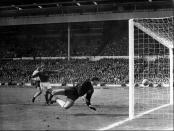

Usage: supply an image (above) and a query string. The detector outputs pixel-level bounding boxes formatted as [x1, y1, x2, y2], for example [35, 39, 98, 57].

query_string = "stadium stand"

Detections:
[0, 57, 170, 86]
[0, 38, 67, 58]
[0, 59, 129, 85]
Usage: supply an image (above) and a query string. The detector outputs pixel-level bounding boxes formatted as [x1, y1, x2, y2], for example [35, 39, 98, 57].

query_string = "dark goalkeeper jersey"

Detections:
[75, 80, 94, 105]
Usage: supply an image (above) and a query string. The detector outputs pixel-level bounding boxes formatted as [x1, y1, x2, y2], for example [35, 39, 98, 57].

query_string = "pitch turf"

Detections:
[0, 86, 173, 130]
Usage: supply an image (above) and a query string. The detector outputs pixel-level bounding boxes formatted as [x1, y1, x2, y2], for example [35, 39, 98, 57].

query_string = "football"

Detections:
[142, 79, 149, 86]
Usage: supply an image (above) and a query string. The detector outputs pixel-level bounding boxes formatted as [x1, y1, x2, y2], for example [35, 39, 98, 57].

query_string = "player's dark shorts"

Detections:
[64, 87, 79, 101]
[31, 80, 40, 88]
[35, 81, 40, 87]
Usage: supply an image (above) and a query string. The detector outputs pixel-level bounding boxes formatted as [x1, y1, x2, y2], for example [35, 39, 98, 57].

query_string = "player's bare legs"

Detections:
[63, 98, 74, 109]
[32, 87, 42, 103]
[49, 89, 74, 109]
[48, 89, 65, 103]
[54, 97, 74, 109]
[52, 89, 66, 95]
[45, 88, 53, 104]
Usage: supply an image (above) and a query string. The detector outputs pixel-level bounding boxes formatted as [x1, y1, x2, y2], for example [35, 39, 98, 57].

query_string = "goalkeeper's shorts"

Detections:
[64, 87, 79, 101]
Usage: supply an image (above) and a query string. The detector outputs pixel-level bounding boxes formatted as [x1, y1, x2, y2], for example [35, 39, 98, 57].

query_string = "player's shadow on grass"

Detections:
[95, 104, 128, 108]
[72, 113, 128, 117]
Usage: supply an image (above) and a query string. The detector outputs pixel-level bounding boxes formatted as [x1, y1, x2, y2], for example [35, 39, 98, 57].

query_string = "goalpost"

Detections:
[129, 16, 173, 120]
[98, 17, 173, 130]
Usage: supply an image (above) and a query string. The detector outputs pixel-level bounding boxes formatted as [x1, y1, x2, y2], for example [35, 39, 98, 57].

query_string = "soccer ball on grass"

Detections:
[142, 79, 149, 86]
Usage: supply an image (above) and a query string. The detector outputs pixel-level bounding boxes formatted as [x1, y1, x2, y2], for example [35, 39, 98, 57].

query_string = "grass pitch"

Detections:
[0, 86, 173, 130]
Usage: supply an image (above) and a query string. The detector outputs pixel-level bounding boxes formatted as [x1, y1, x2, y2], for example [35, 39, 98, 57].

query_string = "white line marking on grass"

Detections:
[162, 127, 173, 130]
[133, 103, 171, 119]
[98, 118, 130, 130]
[98, 103, 171, 130]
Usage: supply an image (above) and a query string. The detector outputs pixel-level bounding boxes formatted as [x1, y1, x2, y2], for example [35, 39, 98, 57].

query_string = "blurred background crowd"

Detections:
[0, 20, 171, 86]
[0, 57, 170, 85]
[0, 59, 129, 84]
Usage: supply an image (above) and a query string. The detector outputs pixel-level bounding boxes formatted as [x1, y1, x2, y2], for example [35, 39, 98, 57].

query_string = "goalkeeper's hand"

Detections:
[88, 105, 96, 111]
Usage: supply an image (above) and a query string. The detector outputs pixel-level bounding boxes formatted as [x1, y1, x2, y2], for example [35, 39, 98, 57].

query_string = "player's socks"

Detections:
[48, 94, 54, 103]
[45, 95, 49, 104]
[45, 92, 50, 104]
[50, 100, 56, 104]
[55, 98, 65, 107]
[32, 97, 35, 103]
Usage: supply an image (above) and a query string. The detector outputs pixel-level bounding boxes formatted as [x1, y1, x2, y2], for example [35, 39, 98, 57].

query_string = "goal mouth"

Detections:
[129, 16, 173, 121]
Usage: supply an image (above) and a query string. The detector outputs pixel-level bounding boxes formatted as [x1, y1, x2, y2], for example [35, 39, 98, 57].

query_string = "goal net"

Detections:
[129, 16, 173, 120]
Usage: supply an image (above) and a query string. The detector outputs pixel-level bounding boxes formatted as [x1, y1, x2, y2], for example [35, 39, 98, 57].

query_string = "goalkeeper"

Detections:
[49, 77, 100, 111]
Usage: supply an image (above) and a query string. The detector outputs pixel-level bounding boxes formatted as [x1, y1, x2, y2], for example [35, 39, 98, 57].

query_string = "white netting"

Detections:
[133, 16, 173, 120]
[134, 16, 174, 43]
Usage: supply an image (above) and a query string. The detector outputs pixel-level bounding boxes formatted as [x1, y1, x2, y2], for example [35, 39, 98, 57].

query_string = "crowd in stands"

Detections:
[0, 57, 171, 85]
[0, 35, 128, 58]
[0, 37, 68, 58]
[0, 33, 171, 86]
[134, 58, 170, 85]
[0, 32, 130, 85]
[71, 38, 101, 56]
[100, 35, 128, 56]
[0, 59, 129, 85]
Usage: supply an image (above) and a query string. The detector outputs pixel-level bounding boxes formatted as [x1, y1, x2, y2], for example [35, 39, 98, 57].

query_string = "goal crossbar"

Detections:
[134, 22, 173, 49]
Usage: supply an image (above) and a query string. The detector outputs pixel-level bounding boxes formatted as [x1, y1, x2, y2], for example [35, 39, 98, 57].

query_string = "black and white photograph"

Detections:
[0, 0, 173, 130]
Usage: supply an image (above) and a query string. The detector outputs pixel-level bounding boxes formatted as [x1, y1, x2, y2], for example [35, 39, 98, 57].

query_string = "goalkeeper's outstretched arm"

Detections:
[85, 89, 96, 111]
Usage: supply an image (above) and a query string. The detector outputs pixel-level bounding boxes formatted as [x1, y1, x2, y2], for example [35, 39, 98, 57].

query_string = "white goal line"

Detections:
[97, 103, 171, 130]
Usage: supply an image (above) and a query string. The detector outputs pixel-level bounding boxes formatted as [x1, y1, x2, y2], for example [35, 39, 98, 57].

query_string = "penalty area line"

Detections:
[97, 103, 171, 130]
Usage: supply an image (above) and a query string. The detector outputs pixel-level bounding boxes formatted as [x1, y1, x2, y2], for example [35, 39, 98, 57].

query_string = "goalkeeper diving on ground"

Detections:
[48, 77, 100, 111]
